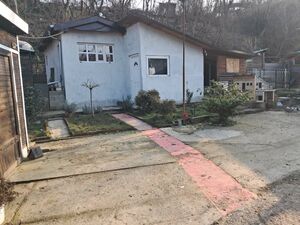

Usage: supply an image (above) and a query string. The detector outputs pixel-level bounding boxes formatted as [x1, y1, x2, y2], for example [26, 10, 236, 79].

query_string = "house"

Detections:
[41, 14, 211, 109]
[286, 50, 300, 88]
[204, 48, 276, 105]
[204, 49, 256, 97]
[0, 1, 29, 176]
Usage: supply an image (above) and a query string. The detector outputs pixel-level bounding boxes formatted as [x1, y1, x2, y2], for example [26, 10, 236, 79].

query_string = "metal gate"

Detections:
[0, 54, 19, 176]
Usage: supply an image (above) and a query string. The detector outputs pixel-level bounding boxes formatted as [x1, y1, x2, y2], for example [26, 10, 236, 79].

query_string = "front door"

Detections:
[0, 54, 19, 176]
[129, 54, 141, 99]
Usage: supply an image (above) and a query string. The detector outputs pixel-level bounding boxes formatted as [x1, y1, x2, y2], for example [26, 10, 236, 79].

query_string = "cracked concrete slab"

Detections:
[187, 112, 300, 191]
[8, 131, 175, 183]
[161, 127, 242, 143]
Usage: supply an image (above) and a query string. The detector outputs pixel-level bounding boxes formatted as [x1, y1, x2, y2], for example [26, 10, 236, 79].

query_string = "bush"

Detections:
[202, 82, 250, 125]
[24, 87, 46, 122]
[94, 105, 103, 114]
[135, 89, 160, 113]
[0, 177, 16, 206]
[158, 100, 176, 115]
[64, 103, 77, 117]
[82, 104, 102, 114]
[186, 89, 194, 105]
[82, 105, 90, 114]
[117, 96, 133, 112]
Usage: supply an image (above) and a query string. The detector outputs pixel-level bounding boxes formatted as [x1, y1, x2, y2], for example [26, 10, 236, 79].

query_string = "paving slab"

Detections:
[161, 127, 242, 143]
[11, 164, 221, 225]
[8, 131, 175, 183]
[113, 114, 153, 131]
[47, 118, 70, 139]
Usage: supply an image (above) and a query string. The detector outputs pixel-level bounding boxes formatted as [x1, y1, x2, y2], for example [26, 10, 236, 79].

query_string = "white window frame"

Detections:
[146, 56, 170, 76]
[78, 43, 114, 63]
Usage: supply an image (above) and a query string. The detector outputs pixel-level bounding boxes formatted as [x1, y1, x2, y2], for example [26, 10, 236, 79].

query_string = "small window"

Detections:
[226, 58, 240, 73]
[257, 95, 263, 101]
[250, 82, 253, 86]
[148, 57, 169, 75]
[247, 83, 249, 86]
[259, 82, 262, 88]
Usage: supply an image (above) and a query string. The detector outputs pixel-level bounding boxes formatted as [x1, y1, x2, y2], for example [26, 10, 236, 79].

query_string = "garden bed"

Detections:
[28, 121, 50, 141]
[65, 113, 134, 136]
[130, 104, 212, 128]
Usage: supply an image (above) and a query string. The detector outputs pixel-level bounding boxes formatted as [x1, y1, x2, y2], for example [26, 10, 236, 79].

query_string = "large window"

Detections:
[78, 43, 114, 63]
[147, 56, 169, 76]
[226, 58, 240, 73]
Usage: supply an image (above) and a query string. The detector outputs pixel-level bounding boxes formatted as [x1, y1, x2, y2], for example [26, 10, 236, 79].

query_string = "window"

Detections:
[257, 95, 263, 101]
[226, 58, 240, 73]
[147, 57, 169, 75]
[50, 68, 55, 82]
[78, 43, 114, 63]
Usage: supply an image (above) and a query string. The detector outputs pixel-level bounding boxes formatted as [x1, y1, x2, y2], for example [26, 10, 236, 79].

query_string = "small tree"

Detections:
[24, 87, 46, 122]
[81, 80, 99, 117]
[202, 82, 250, 125]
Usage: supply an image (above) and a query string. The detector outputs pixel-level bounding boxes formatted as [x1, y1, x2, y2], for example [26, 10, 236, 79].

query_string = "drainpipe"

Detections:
[16, 37, 30, 157]
[58, 38, 66, 102]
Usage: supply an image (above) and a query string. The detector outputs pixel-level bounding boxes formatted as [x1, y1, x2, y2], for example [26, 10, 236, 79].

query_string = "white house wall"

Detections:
[61, 31, 129, 107]
[44, 39, 61, 84]
[123, 23, 142, 99]
[138, 23, 204, 103]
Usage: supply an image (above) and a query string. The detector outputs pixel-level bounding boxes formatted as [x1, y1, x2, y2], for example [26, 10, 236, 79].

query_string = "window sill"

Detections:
[147, 74, 170, 77]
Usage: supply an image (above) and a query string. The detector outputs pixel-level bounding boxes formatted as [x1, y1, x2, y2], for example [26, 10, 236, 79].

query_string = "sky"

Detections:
[133, 0, 175, 9]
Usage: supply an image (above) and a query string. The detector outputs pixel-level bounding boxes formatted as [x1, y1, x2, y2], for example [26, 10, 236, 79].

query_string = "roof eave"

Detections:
[0, 1, 28, 35]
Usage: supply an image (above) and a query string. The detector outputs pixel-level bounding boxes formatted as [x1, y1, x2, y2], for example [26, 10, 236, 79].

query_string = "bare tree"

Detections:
[82, 80, 100, 117]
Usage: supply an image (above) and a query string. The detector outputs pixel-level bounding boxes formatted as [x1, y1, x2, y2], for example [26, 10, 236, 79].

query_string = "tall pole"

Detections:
[182, 0, 186, 113]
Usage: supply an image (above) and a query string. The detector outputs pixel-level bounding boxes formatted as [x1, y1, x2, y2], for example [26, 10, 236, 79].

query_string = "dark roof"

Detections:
[207, 49, 253, 58]
[50, 16, 126, 34]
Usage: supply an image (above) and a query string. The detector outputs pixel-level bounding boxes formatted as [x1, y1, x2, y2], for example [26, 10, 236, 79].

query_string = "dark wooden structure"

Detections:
[0, 1, 29, 177]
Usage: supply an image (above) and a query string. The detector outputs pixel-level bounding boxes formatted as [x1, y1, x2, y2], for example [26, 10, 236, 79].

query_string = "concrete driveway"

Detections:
[5, 111, 299, 225]
[6, 131, 220, 225]
[162, 111, 300, 224]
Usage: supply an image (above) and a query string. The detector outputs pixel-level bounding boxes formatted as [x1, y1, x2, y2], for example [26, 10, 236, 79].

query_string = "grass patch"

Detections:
[66, 113, 133, 135]
[131, 104, 212, 128]
[28, 121, 48, 140]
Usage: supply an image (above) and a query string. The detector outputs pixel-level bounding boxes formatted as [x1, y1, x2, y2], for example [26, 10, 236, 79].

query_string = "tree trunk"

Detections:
[90, 89, 94, 117]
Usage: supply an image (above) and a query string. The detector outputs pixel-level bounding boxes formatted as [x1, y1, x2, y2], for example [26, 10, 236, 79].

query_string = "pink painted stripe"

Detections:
[116, 114, 256, 215]
[113, 114, 153, 131]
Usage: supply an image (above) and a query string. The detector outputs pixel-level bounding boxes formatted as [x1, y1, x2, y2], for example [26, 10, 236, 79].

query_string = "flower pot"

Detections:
[0, 205, 4, 224]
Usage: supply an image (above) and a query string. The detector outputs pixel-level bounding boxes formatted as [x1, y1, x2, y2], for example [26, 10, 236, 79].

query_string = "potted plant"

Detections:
[0, 177, 16, 224]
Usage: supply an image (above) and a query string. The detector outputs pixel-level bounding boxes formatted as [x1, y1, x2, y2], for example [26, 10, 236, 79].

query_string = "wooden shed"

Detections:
[0, 1, 29, 177]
